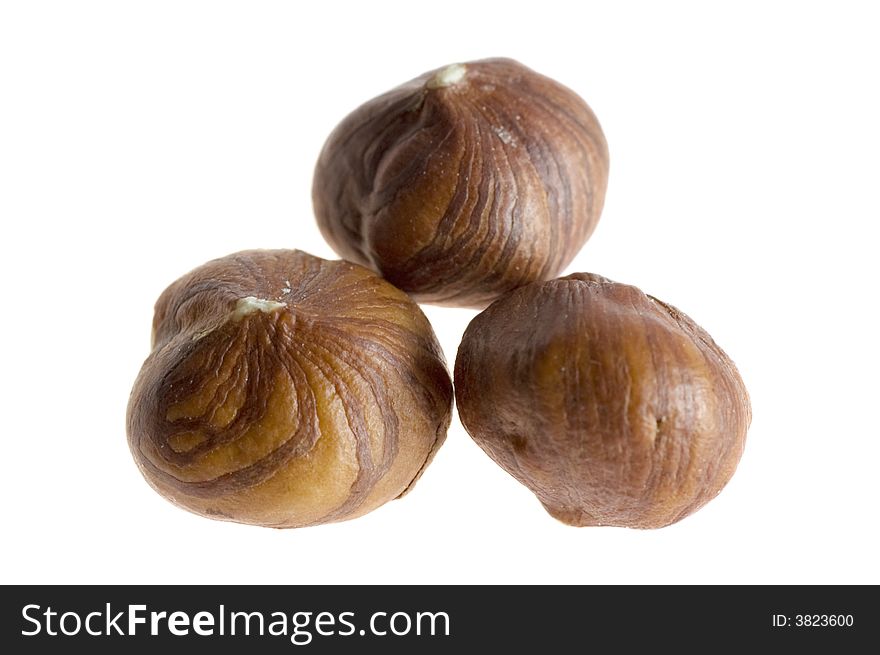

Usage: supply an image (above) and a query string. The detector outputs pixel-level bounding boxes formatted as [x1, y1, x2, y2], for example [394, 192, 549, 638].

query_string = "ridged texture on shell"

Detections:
[454, 274, 750, 528]
[313, 58, 609, 308]
[127, 249, 452, 528]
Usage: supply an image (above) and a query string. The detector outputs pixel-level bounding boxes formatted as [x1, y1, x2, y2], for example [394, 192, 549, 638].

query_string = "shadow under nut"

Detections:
[454, 273, 751, 529]
[312, 58, 609, 309]
[127, 249, 453, 528]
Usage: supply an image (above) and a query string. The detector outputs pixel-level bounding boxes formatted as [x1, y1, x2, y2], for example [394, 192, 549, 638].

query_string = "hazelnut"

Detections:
[127, 249, 452, 528]
[312, 58, 609, 308]
[454, 273, 750, 528]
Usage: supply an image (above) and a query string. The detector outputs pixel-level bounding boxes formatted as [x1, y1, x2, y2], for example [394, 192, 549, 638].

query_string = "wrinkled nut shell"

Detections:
[454, 273, 750, 529]
[127, 249, 453, 528]
[313, 58, 609, 308]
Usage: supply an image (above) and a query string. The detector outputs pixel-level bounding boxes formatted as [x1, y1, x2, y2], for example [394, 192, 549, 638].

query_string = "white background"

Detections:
[1, 1, 878, 585]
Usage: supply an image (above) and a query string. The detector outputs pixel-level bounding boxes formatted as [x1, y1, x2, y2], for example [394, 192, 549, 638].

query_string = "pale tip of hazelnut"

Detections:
[232, 296, 287, 320]
[191, 296, 288, 342]
[427, 63, 467, 89]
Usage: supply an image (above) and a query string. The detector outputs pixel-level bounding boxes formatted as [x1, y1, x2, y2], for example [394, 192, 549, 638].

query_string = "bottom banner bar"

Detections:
[1, 585, 872, 652]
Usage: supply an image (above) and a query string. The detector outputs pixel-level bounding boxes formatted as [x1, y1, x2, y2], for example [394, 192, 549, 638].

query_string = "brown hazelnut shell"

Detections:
[454, 273, 750, 529]
[127, 249, 452, 528]
[312, 58, 609, 309]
